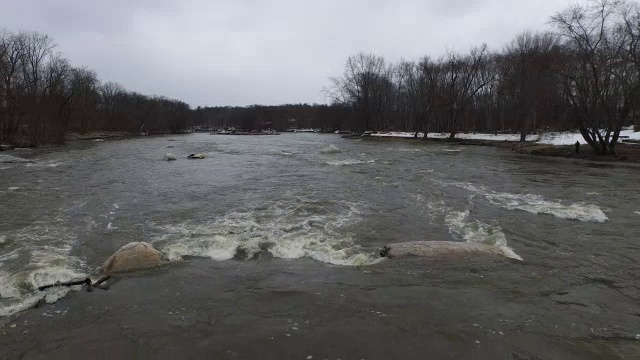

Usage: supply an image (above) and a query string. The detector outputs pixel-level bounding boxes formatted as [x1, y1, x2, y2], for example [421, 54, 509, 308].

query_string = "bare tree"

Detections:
[619, 1, 640, 129]
[500, 31, 561, 141]
[439, 45, 495, 139]
[550, 0, 631, 155]
[326, 53, 391, 131]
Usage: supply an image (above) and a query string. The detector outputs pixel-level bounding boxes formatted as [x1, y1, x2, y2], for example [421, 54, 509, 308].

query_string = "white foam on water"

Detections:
[150, 198, 381, 266]
[0, 219, 87, 318]
[7, 187, 19, 191]
[320, 144, 341, 154]
[267, 149, 295, 156]
[104, 204, 119, 230]
[388, 147, 423, 153]
[484, 192, 608, 223]
[442, 181, 608, 223]
[444, 210, 522, 261]
[326, 159, 375, 166]
[24, 161, 64, 168]
[445, 210, 507, 247]
[422, 198, 522, 260]
[635, 211, 640, 216]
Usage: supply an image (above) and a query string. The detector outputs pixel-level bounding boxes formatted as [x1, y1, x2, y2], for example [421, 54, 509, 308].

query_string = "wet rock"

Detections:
[101, 242, 168, 274]
[187, 153, 206, 159]
[163, 153, 177, 161]
[381, 241, 522, 261]
[0, 144, 14, 151]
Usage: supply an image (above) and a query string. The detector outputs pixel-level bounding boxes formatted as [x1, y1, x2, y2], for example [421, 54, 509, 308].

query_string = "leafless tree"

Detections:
[439, 45, 495, 138]
[550, 0, 632, 155]
[326, 52, 392, 131]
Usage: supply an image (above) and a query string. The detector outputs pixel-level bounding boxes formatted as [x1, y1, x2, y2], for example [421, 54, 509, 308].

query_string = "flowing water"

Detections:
[0, 133, 638, 359]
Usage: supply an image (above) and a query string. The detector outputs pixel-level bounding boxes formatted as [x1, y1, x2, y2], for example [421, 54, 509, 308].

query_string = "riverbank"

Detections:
[353, 135, 640, 163]
[0, 131, 189, 151]
[64, 131, 140, 142]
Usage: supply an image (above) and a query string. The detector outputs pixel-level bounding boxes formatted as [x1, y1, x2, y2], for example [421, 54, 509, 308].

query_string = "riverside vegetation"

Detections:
[1, 0, 639, 156]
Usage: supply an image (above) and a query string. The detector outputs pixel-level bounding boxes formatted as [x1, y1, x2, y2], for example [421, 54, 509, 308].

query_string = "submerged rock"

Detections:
[101, 242, 168, 274]
[0, 144, 14, 151]
[0, 154, 33, 163]
[381, 241, 522, 261]
[163, 153, 177, 161]
[187, 153, 206, 159]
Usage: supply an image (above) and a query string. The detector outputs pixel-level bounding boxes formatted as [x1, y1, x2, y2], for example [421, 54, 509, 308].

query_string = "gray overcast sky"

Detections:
[0, 0, 580, 107]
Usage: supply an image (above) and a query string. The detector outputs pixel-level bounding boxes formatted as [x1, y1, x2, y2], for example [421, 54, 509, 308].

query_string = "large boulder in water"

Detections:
[163, 153, 177, 161]
[380, 241, 522, 261]
[101, 242, 167, 274]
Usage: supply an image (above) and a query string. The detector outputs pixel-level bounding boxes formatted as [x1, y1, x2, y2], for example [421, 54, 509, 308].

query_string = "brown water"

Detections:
[0, 133, 639, 359]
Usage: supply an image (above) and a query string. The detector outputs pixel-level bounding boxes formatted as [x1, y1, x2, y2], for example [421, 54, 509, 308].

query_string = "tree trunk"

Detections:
[520, 113, 528, 142]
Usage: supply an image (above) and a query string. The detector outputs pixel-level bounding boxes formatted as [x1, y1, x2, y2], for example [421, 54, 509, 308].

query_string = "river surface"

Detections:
[0, 133, 639, 359]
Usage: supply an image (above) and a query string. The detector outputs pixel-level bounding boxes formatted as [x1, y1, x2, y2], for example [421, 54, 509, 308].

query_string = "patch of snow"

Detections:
[366, 128, 640, 145]
[369, 131, 538, 141]
[539, 128, 640, 145]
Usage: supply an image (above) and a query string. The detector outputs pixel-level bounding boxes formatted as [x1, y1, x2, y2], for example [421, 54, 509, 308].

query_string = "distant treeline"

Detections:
[0, 30, 192, 147]
[326, 0, 640, 155]
[3, 0, 639, 156]
[192, 104, 355, 132]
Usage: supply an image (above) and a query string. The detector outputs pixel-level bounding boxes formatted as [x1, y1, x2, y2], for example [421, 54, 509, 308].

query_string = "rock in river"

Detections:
[380, 241, 522, 261]
[163, 153, 177, 161]
[101, 242, 168, 274]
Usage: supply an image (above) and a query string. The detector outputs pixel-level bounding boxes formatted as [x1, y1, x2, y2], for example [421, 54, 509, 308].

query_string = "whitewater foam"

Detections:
[444, 210, 522, 261]
[326, 159, 375, 166]
[421, 197, 522, 260]
[25, 160, 64, 168]
[149, 198, 380, 266]
[0, 218, 87, 318]
[320, 145, 341, 154]
[443, 181, 608, 223]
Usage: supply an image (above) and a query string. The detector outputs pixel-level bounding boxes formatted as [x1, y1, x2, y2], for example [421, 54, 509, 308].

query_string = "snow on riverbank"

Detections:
[367, 127, 640, 145]
[369, 132, 538, 141]
[538, 127, 640, 145]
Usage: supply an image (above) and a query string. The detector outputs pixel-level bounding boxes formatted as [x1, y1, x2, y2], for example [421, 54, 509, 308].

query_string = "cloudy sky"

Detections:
[0, 0, 580, 107]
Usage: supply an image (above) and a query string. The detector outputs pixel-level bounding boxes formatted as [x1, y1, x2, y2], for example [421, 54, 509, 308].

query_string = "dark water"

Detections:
[0, 133, 639, 359]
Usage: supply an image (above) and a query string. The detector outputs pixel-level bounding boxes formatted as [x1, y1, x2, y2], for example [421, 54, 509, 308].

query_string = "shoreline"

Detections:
[350, 135, 640, 163]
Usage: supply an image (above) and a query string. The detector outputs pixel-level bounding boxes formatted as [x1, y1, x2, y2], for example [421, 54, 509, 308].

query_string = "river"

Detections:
[0, 133, 639, 359]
